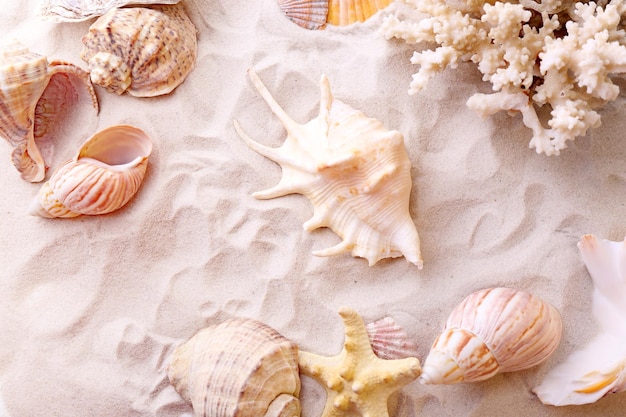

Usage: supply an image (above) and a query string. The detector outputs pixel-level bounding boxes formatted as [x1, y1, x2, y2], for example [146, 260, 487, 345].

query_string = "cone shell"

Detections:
[0, 42, 98, 182]
[29, 125, 152, 218]
[277, 0, 392, 29]
[80, 4, 197, 97]
[420, 287, 563, 384]
[234, 70, 422, 267]
[38, 0, 182, 22]
[167, 318, 301, 417]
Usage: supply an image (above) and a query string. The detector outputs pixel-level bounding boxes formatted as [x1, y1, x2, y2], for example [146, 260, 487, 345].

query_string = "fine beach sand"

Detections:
[1, 1, 626, 416]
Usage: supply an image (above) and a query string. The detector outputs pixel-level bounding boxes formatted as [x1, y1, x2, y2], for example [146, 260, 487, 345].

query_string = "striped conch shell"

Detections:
[167, 318, 301, 417]
[234, 70, 422, 267]
[420, 287, 562, 384]
[29, 125, 152, 218]
[80, 4, 197, 97]
[37, 0, 182, 22]
[277, 0, 393, 29]
[534, 235, 626, 405]
[0, 41, 98, 182]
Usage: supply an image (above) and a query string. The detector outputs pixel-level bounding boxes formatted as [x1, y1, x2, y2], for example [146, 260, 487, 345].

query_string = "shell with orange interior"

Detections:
[277, 0, 393, 29]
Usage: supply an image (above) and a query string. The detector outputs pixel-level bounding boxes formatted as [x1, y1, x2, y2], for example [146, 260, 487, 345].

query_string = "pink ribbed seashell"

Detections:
[277, 0, 393, 29]
[366, 316, 419, 360]
[29, 124, 152, 218]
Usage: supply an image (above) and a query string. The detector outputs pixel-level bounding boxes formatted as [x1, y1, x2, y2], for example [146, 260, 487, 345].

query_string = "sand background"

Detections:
[1, 0, 625, 416]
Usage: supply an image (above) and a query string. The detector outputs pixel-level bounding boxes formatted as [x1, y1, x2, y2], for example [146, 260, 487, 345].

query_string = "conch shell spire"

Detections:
[235, 70, 423, 267]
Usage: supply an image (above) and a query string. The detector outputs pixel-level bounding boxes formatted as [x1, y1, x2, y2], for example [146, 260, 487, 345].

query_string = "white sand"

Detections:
[1, 0, 626, 416]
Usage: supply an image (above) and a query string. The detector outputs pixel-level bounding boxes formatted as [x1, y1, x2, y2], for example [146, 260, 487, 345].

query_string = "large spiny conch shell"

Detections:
[80, 4, 197, 97]
[29, 124, 152, 218]
[277, 0, 393, 29]
[234, 70, 423, 268]
[37, 0, 182, 22]
[534, 235, 626, 405]
[0, 42, 98, 182]
[167, 318, 301, 417]
[420, 287, 562, 384]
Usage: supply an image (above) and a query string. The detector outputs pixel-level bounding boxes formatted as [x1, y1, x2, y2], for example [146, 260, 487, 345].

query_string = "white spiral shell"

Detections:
[420, 287, 563, 384]
[167, 318, 301, 417]
[29, 124, 152, 218]
[234, 70, 422, 267]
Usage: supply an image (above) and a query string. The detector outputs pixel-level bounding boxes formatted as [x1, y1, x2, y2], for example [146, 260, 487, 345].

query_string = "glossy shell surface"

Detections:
[29, 124, 152, 218]
[421, 287, 563, 384]
[534, 235, 626, 405]
[167, 318, 301, 417]
[80, 4, 197, 97]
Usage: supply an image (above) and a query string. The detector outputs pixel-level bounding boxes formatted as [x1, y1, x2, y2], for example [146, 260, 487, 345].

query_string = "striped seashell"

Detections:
[0, 41, 98, 182]
[167, 318, 301, 417]
[80, 4, 197, 97]
[420, 287, 562, 384]
[277, 0, 392, 29]
[38, 0, 182, 22]
[234, 69, 422, 267]
[29, 125, 152, 218]
[366, 316, 420, 360]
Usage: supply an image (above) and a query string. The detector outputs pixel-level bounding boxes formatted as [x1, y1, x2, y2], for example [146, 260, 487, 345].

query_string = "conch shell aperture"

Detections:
[0, 41, 98, 182]
[167, 318, 301, 417]
[420, 287, 563, 384]
[29, 124, 152, 218]
[234, 70, 423, 268]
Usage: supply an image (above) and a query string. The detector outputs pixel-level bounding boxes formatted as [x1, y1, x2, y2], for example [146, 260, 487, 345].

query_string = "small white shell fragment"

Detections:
[534, 234, 626, 405]
[37, 0, 182, 22]
[234, 69, 423, 267]
[420, 287, 562, 384]
[167, 318, 301, 417]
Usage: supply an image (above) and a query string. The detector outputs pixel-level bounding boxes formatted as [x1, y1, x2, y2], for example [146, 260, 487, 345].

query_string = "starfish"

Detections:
[298, 307, 421, 417]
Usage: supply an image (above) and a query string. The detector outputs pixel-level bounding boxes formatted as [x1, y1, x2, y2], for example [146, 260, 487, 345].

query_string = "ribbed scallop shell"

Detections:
[366, 316, 420, 360]
[420, 287, 563, 384]
[0, 42, 98, 182]
[80, 4, 197, 97]
[29, 124, 152, 218]
[38, 0, 182, 22]
[234, 70, 422, 267]
[167, 318, 301, 417]
[277, 0, 392, 29]
[534, 235, 626, 405]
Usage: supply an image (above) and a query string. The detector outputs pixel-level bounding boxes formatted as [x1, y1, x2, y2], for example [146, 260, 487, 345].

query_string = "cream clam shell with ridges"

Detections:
[420, 287, 563, 384]
[167, 318, 301, 417]
[234, 70, 423, 267]
[29, 125, 152, 218]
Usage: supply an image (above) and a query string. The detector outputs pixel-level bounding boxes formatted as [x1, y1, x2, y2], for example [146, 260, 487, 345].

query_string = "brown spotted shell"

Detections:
[80, 4, 197, 97]
[420, 287, 563, 384]
[0, 42, 98, 182]
[167, 318, 301, 417]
